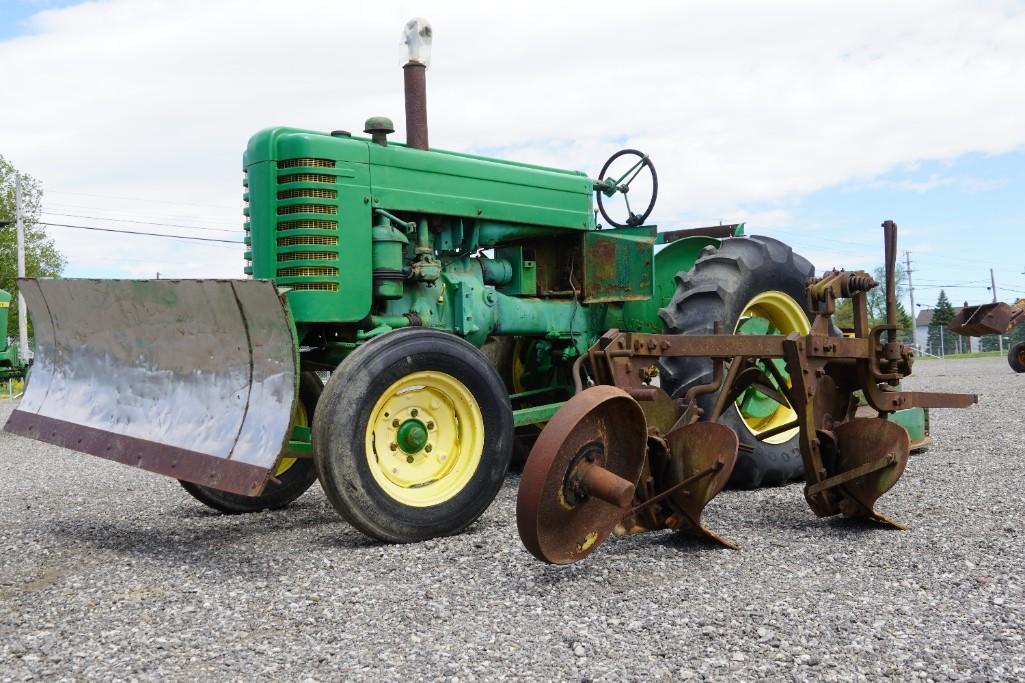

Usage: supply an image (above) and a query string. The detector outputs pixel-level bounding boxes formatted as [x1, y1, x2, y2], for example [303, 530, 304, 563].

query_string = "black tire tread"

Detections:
[313, 328, 514, 543]
[658, 235, 815, 488]
[1008, 341, 1025, 373]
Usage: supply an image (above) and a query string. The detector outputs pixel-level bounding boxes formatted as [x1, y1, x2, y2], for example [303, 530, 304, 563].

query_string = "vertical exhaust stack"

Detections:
[402, 18, 432, 150]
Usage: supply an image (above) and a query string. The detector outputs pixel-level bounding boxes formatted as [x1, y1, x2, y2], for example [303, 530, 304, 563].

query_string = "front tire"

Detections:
[180, 371, 322, 513]
[658, 235, 816, 488]
[313, 328, 514, 543]
[1009, 341, 1025, 373]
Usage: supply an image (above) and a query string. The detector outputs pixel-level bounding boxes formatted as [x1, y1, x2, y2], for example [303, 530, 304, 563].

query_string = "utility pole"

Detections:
[905, 251, 915, 347]
[15, 175, 28, 362]
[991, 268, 1003, 354]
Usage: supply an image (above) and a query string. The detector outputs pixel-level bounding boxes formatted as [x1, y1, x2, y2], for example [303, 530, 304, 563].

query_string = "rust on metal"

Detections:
[4, 411, 270, 496]
[403, 62, 429, 150]
[658, 422, 738, 548]
[948, 299, 1025, 337]
[516, 386, 647, 565]
[518, 221, 978, 563]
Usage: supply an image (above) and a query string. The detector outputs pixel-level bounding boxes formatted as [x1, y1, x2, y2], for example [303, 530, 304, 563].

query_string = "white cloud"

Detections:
[1, 0, 1023, 276]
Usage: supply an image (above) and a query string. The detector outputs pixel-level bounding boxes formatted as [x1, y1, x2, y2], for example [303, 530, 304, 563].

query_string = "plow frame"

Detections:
[572, 223, 976, 528]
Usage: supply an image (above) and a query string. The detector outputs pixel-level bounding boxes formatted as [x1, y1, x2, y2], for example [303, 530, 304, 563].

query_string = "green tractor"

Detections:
[6, 19, 933, 543]
[0, 289, 28, 383]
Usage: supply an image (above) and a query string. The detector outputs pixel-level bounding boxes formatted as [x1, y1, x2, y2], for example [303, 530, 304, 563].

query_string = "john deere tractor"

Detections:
[6, 20, 937, 544]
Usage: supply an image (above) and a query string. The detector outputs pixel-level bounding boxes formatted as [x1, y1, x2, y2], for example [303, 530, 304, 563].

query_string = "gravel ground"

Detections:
[0, 357, 1022, 682]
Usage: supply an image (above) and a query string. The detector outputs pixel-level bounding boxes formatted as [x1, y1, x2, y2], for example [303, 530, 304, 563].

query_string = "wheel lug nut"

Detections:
[389, 442, 398, 451]
[410, 408, 419, 417]
[392, 419, 400, 428]
[406, 456, 414, 464]
[426, 421, 434, 430]
[425, 444, 433, 453]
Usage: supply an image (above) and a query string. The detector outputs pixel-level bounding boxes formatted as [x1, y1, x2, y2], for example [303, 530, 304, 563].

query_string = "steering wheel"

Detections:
[595, 149, 658, 228]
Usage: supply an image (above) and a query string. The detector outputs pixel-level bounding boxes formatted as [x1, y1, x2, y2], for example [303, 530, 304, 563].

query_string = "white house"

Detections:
[914, 305, 980, 354]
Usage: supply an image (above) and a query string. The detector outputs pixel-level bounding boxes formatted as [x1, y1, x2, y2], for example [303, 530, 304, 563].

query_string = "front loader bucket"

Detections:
[948, 301, 1021, 336]
[4, 279, 298, 496]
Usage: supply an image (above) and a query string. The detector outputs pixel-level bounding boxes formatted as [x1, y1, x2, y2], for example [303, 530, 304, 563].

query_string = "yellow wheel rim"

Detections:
[365, 370, 485, 508]
[272, 396, 308, 478]
[733, 290, 810, 444]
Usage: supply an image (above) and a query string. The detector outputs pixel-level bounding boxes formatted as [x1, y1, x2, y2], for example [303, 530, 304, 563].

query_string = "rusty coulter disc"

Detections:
[516, 386, 647, 565]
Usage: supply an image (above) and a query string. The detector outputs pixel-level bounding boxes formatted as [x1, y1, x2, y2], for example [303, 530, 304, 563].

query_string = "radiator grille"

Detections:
[288, 282, 339, 292]
[242, 170, 251, 276]
[277, 158, 335, 169]
[278, 173, 336, 184]
[277, 266, 339, 278]
[277, 188, 338, 200]
[277, 204, 337, 215]
[276, 219, 337, 231]
[277, 251, 336, 262]
[277, 235, 339, 246]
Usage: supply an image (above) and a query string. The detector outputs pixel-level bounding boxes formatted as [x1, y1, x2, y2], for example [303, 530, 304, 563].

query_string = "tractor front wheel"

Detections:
[658, 235, 817, 488]
[313, 328, 514, 542]
[1008, 341, 1025, 373]
[179, 371, 322, 513]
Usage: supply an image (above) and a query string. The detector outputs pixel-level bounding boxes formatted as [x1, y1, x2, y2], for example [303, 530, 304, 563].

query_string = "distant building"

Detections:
[914, 306, 980, 354]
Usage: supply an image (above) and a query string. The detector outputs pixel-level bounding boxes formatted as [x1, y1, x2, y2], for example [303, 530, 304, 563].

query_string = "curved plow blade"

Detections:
[4, 279, 297, 496]
[662, 422, 739, 548]
[809, 417, 910, 528]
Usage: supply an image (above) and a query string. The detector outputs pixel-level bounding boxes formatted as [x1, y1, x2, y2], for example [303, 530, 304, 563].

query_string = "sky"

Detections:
[0, 0, 1023, 314]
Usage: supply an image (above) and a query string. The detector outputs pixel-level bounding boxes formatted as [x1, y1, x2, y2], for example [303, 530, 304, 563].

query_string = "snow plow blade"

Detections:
[4, 279, 298, 496]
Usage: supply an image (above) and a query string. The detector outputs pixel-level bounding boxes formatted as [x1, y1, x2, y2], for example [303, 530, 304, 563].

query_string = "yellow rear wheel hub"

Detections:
[733, 290, 810, 444]
[365, 370, 484, 507]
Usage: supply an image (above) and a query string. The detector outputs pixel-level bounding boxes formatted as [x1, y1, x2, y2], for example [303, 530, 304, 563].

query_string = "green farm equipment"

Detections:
[0, 289, 28, 383]
[5, 20, 972, 549]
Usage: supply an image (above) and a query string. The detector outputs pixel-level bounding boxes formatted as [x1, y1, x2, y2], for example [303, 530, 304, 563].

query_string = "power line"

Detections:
[41, 211, 242, 234]
[41, 222, 244, 245]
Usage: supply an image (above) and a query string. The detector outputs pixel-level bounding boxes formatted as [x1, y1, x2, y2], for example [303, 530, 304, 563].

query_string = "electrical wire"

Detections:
[41, 222, 243, 245]
[41, 211, 242, 234]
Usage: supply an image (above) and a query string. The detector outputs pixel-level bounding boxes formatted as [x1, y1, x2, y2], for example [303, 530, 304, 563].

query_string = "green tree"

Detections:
[0, 155, 66, 338]
[927, 290, 956, 355]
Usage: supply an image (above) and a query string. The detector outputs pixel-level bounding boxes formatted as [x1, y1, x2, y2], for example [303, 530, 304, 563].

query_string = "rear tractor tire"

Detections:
[658, 235, 817, 488]
[180, 371, 322, 513]
[1009, 341, 1025, 373]
[313, 328, 514, 543]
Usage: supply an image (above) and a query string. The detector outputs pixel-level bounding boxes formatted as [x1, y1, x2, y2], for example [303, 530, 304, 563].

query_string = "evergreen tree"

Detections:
[927, 290, 956, 355]
[0, 155, 66, 338]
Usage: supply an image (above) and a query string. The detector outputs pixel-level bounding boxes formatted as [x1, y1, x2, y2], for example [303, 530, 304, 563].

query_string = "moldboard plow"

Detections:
[518, 222, 977, 565]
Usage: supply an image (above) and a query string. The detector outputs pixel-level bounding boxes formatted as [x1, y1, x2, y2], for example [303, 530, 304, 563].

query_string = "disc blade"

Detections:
[517, 386, 647, 565]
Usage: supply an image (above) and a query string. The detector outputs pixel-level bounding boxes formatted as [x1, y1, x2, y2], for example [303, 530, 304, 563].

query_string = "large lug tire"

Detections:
[658, 235, 816, 488]
[180, 371, 322, 513]
[1008, 341, 1025, 373]
[313, 328, 514, 543]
